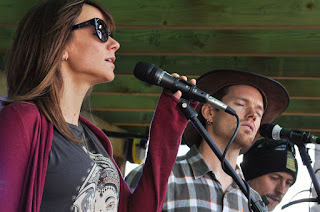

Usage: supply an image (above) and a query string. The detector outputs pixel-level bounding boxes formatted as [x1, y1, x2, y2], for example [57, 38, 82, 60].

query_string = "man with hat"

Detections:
[241, 138, 298, 211]
[126, 69, 289, 211]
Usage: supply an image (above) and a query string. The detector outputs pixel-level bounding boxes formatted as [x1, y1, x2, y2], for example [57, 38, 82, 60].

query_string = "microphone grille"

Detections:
[133, 61, 158, 84]
[259, 123, 276, 139]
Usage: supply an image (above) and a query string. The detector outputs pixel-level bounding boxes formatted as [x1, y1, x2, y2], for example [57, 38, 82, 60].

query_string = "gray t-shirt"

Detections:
[40, 122, 120, 212]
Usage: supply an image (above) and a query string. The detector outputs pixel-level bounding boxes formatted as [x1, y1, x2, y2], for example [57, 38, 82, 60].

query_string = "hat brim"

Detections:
[182, 70, 289, 148]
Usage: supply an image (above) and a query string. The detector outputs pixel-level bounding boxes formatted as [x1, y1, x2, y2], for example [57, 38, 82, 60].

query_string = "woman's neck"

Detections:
[60, 76, 90, 126]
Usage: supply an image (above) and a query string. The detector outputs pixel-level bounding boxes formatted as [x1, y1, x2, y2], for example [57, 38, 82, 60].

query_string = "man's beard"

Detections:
[266, 193, 283, 211]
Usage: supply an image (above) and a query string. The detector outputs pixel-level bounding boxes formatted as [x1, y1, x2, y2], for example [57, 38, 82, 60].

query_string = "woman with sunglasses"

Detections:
[0, 0, 196, 211]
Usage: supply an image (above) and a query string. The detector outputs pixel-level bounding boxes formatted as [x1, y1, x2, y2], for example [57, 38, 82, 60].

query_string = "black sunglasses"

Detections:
[72, 18, 111, 42]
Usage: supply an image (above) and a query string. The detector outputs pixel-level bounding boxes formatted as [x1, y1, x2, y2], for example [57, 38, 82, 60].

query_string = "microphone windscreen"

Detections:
[259, 123, 276, 138]
[133, 62, 158, 84]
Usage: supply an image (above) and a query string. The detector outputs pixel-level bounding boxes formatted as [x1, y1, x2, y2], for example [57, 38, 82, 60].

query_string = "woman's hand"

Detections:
[171, 73, 196, 99]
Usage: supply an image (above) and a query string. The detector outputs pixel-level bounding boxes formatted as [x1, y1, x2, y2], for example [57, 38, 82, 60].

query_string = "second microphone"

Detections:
[133, 61, 236, 116]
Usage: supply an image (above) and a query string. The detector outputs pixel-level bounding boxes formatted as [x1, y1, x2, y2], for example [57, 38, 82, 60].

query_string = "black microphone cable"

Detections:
[220, 114, 257, 211]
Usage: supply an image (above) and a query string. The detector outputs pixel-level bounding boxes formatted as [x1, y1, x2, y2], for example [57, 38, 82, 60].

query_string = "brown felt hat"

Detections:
[182, 69, 289, 148]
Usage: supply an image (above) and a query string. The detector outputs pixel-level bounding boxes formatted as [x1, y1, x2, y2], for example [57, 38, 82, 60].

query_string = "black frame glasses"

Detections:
[72, 18, 111, 42]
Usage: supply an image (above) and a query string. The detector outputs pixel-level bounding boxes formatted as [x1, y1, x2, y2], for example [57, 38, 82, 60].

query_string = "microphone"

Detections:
[134, 61, 236, 116]
[259, 123, 320, 145]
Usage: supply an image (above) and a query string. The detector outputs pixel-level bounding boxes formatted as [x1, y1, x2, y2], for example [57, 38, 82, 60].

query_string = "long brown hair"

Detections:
[4, 0, 115, 143]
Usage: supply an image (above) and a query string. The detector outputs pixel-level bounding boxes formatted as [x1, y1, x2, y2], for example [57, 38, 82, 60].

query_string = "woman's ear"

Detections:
[201, 104, 214, 123]
[61, 52, 69, 61]
[61, 42, 71, 62]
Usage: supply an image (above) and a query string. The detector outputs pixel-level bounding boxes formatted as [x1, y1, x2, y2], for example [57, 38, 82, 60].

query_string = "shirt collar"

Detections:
[187, 145, 213, 180]
[187, 145, 245, 181]
[230, 166, 246, 189]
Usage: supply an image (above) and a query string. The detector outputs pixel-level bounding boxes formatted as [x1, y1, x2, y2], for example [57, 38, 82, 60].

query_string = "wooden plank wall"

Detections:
[98, 0, 320, 136]
[1, 0, 320, 139]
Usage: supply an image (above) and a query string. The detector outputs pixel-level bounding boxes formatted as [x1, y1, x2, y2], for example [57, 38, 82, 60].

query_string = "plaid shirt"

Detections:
[126, 145, 266, 212]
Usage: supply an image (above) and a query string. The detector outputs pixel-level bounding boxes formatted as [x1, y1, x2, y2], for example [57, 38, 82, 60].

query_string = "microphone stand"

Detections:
[282, 136, 320, 209]
[178, 99, 266, 212]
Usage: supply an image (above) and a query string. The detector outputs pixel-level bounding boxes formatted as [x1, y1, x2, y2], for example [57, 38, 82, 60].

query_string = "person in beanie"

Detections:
[241, 138, 298, 211]
[126, 69, 290, 211]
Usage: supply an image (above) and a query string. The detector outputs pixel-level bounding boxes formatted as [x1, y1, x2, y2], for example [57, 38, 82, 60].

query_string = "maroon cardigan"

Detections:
[0, 91, 196, 212]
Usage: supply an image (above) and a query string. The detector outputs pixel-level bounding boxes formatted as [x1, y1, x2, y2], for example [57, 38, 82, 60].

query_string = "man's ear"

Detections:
[201, 104, 215, 122]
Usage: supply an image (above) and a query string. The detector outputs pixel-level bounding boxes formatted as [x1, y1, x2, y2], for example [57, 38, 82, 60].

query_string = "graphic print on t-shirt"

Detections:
[72, 147, 120, 212]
